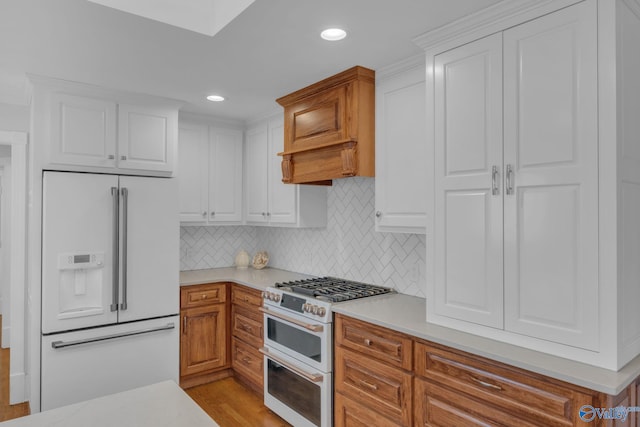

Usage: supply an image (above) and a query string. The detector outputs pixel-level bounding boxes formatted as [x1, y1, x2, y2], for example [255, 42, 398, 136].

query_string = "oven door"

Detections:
[261, 346, 331, 427]
[261, 306, 332, 372]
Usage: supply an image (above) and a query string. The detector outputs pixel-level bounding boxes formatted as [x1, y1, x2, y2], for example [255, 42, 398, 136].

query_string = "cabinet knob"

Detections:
[364, 338, 372, 346]
[266, 212, 271, 217]
[202, 212, 207, 217]
[201, 294, 207, 299]
[262, 212, 266, 217]
[375, 211, 382, 218]
[121, 155, 127, 161]
[108, 155, 115, 160]
[210, 212, 215, 217]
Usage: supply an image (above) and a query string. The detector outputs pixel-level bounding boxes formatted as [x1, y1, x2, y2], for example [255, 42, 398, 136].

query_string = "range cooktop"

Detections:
[274, 277, 395, 303]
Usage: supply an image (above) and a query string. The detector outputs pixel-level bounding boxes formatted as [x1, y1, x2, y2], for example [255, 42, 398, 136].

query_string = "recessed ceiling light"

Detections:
[321, 28, 347, 41]
[206, 95, 225, 102]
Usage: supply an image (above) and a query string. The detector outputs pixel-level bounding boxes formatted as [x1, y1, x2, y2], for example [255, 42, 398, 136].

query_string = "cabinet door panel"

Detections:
[178, 123, 209, 223]
[245, 125, 269, 223]
[433, 33, 504, 328]
[503, 0, 599, 350]
[210, 129, 243, 223]
[375, 66, 427, 233]
[118, 104, 175, 173]
[49, 93, 117, 168]
[180, 304, 227, 377]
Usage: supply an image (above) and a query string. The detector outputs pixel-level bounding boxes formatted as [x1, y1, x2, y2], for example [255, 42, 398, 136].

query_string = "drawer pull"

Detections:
[201, 294, 207, 299]
[241, 357, 251, 364]
[364, 338, 372, 346]
[470, 376, 503, 391]
[359, 379, 378, 391]
[240, 325, 253, 333]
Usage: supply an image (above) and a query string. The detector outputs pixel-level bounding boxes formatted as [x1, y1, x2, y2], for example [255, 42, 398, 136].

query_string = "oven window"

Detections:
[267, 359, 321, 426]
[267, 318, 322, 363]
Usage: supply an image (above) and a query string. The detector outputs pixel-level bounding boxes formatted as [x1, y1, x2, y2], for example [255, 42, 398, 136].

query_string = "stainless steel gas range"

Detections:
[260, 277, 395, 427]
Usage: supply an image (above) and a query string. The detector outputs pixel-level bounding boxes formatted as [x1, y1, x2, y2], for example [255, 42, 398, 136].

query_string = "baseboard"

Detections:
[1, 325, 9, 348]
[9, 371, 26, 404]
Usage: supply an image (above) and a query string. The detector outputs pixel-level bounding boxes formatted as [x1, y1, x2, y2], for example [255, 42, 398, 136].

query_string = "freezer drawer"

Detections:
[41, 316, 179, 411]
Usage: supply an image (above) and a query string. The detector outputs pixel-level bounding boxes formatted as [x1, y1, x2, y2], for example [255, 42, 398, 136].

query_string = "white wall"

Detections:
[0, 103, 29, 132]
[180, 178, 427, 297]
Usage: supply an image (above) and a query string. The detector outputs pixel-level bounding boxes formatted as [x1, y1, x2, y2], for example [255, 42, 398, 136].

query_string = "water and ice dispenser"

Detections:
[57, 252, 105, 319]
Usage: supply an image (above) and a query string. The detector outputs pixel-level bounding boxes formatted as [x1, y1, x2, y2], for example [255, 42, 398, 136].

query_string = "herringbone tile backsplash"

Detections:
[181, 178, 426, 297]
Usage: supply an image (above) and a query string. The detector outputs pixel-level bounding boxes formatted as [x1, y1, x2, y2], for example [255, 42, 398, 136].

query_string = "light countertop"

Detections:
[180, 267, 313, 290]
[0, 381, 217, 427]
[333, 293, 640, 395]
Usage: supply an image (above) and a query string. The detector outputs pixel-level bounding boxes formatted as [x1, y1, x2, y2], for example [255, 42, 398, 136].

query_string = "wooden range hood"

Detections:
[276, 66, 375, 185]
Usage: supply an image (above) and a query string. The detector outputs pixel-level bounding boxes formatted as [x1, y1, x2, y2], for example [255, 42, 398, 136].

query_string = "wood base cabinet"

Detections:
[180, 283, 229, 388]
[336, 314, 640, 427]
[230, 284, 264, 394]
[334, 314, 413, 426]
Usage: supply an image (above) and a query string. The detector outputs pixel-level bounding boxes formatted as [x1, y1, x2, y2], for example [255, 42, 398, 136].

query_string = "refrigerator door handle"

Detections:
[120, 187, 128, 311]
[50, 323, 176, 349]
[110, 187, 119, 312]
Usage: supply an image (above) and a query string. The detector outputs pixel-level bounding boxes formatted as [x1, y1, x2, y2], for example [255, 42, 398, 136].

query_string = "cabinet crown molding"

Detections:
[412, 0, 583, 52]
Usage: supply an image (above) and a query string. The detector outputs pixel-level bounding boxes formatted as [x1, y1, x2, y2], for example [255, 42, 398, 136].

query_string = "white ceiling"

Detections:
[0, 0, 502, 123]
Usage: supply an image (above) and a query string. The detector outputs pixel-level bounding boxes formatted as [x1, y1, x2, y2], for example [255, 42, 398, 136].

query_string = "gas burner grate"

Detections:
[274, 277, 395, 302]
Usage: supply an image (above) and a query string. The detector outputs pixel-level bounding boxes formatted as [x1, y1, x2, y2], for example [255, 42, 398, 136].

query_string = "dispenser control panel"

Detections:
[58, 252, 104, 270]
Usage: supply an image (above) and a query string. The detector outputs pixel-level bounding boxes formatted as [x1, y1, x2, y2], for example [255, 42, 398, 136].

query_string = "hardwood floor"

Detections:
[186, 377, 291, 427]
[0, 315, 30, 422]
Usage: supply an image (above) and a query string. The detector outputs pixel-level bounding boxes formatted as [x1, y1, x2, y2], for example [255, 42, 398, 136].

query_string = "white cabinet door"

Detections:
[375, 66, 427, 233]
[433, 33, 504, 328]
[267, 117, 297, 225]
[178, 123, 209, 223]
[245, 124, 269, 223]
[49, 93, 117, 168]
[118, 176, 179, 322]
[209, 128, 243, 223]
[502, 1, 599, 350]
[118, 104, 176, 173]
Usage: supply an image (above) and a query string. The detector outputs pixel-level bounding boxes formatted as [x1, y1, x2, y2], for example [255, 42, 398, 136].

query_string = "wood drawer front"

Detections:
[231, 306, 263, 345]
[335, 314, 412, 370]
[335, 392, 403, 427]
[414, 377, 541, 427]
[414, 342, 593, 426]
[335, 346, 412, 426]
[231, 285, 263, 309]
[181, 283, 226, 308]
[231, 337, 263, 389]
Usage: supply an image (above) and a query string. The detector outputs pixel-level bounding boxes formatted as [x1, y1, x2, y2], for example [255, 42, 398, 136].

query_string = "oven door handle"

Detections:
[259, 307, 324, 332]
[260, 347, 324, 383]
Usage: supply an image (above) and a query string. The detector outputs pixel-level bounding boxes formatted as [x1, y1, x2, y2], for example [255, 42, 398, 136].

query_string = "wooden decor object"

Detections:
[276, 66, 375, 185]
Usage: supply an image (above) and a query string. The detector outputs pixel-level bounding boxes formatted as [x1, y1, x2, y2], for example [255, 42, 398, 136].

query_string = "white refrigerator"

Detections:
[40, 171, 180, 411]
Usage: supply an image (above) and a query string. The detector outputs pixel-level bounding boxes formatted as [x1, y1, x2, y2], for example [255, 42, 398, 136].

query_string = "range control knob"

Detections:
[274, 294, 281, 303]
[317, 307, 326, 317]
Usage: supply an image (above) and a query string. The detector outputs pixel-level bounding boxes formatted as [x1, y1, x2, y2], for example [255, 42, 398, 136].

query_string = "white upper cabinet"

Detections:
[49, 93, 117, 168]
[178, 121, 243, 225]
[245, 116, 327, 228]
[375, 61, 428, 234]
[178, 122, 209, 223]
[31, 76, 180, 176]
[208, 127, 243, 223]
[117, 104, 176, 173]
[419, 0, 632, 368]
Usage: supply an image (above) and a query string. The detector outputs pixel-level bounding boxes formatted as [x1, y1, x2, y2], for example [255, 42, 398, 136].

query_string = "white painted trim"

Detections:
[179, 111, 244, 130]
[0, 130, 28, 404]
[375, 54, 425, 81]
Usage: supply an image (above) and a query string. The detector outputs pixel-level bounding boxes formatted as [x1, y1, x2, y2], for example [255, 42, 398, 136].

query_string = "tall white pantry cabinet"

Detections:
[417, 0, 640, 370]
